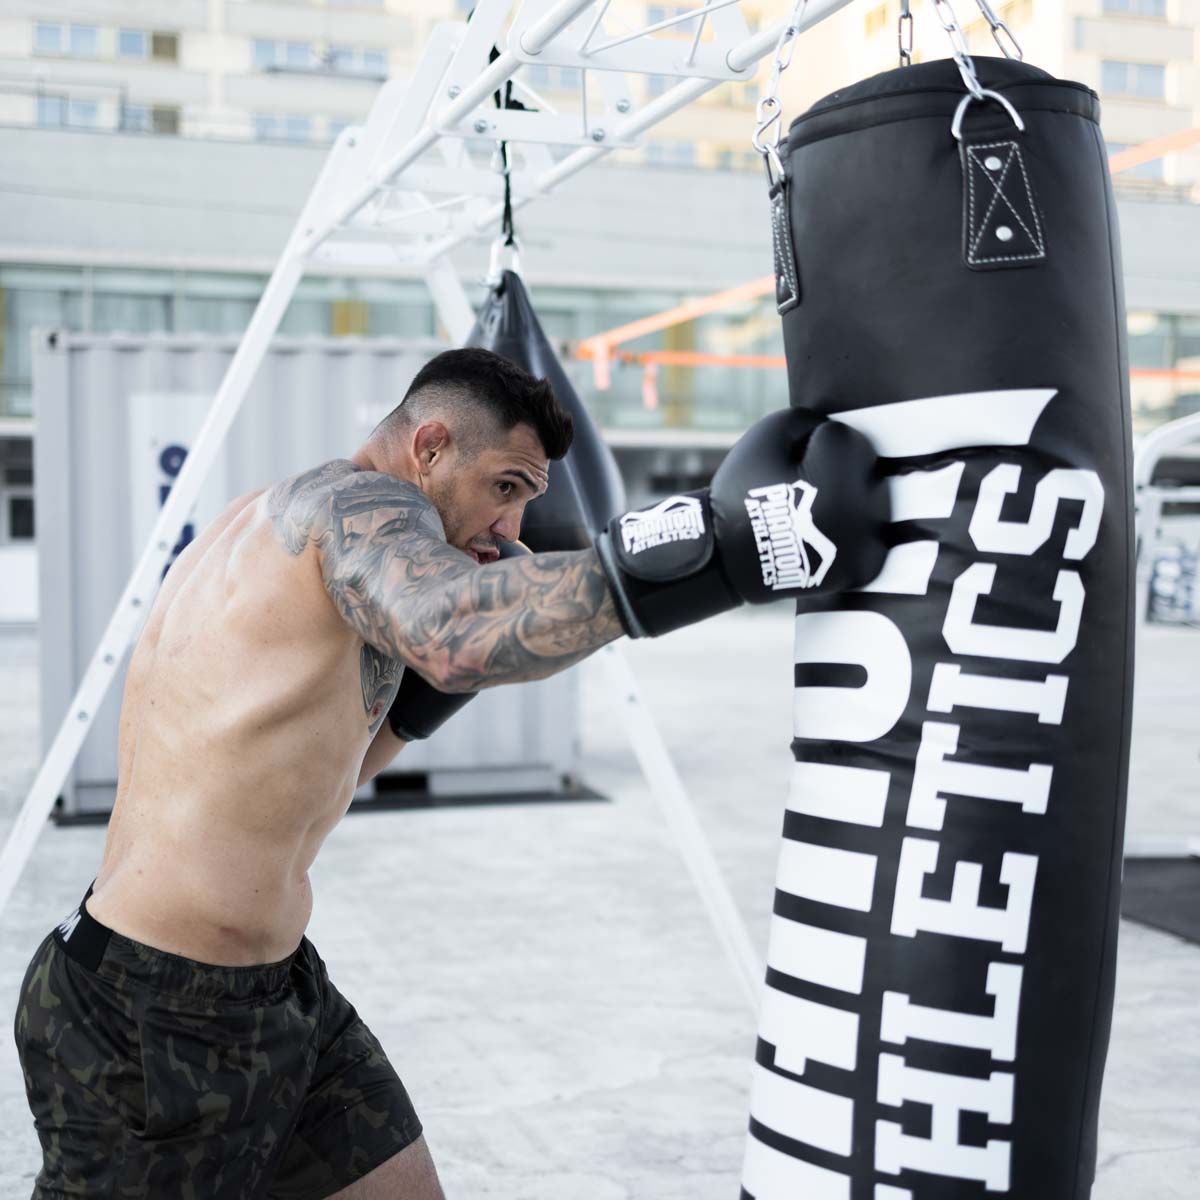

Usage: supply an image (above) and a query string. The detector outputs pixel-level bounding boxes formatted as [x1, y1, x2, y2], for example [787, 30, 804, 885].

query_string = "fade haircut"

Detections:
[374, 347, 574, 461]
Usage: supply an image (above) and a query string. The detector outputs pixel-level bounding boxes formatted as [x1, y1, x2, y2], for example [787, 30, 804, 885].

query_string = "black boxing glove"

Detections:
[595, 407, 890, 638]
[387, 540, 531, 741]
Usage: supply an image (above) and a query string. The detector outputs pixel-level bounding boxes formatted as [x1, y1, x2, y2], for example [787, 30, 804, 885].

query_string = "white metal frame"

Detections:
[1, 0, 859, 1006]
[1129, 412, 1200, 860]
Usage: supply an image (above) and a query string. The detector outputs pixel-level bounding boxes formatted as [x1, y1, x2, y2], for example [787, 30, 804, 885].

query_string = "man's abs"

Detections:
[88, 478, 398, 966]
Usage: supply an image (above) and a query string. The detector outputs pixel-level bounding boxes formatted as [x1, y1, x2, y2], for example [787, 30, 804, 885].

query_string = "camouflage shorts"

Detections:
[13, 886, 423, 1199]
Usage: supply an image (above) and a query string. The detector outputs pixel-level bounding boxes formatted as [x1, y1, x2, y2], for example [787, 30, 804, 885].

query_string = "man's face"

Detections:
[425, 422, 550, 562]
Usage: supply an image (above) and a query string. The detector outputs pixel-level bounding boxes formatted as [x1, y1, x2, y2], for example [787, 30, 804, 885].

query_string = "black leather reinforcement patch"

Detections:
[960, 138, 1047, 271]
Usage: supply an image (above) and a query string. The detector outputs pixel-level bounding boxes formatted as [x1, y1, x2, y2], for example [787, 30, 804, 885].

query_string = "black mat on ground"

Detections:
[1120, 857, 1200, 945]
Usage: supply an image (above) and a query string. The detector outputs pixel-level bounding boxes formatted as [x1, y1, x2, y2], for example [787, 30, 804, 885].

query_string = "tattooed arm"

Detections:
[269, 465, 624, 693]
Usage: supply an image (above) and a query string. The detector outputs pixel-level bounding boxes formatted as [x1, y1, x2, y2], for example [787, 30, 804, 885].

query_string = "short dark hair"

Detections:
[376, 347, 574, 461]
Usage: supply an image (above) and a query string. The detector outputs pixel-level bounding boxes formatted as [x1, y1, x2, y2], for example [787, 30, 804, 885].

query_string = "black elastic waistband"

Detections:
[51, 882, 301, 1000]
[52, 881, 111, 973]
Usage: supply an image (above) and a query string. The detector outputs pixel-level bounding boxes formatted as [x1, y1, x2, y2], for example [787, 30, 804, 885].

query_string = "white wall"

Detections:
[0, 544, 37, 625]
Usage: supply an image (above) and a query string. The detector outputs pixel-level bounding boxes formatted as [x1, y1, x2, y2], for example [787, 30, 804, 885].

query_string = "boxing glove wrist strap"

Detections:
[596, 490, 742, 639]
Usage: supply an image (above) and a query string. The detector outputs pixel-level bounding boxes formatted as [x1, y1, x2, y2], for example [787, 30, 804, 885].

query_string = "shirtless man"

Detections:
[14, 347, 888, 1198]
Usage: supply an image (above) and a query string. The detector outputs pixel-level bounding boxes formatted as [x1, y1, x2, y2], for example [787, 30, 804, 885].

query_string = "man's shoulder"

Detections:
[266, 460, 443, 556]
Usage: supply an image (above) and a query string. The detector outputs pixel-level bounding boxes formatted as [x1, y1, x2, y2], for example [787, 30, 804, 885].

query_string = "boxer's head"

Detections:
[364, 348, 572, 561]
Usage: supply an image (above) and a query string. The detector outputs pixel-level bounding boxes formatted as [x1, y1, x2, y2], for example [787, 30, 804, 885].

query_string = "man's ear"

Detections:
[412, 421, 450, 475]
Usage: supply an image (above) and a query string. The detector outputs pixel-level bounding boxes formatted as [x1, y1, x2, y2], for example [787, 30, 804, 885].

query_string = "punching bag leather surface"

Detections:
[743, 59, 1133, 1200]
[466, 269, 626, 551]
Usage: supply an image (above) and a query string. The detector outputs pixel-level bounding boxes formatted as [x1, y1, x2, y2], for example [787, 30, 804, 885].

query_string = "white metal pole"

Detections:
[300, 0, 598, 251]
[600, 645, 763, 1013]
[519, 0, 598, 54]
[1133, 411, 1200, 490]
[420, 0, 858, 263]
[0, 250, 306, 919]
[424, 253, 477, 344]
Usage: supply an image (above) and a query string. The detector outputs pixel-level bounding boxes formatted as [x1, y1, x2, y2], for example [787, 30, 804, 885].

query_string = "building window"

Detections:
[645, 140, 696, 167]
[648, 5, 686, 25]
[120, 103, 151, 132]
[151, 32, 179, 63]
[34, 22, 99, 58]
[7, 494, 34, 541]
[254, 113, 313, 143]
[36, 96, 99, 129]
[526, 64, 579, 91]
[152, 105, 181, 135]
[865, 3, 888, 34]
[327, 45, 388, 77]
[33, 23, 64, 53]
[1103, 0, 1166, 15]
[35, 96, 64, 126]
[254, 39, 316, 71]
[1100, 60, 1165, 100]
[118, 29, 150, 59]
[68, 25, 99, 57]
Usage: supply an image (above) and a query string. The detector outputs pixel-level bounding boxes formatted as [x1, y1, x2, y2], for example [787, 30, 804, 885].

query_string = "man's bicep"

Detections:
[314, 472, 472, 665]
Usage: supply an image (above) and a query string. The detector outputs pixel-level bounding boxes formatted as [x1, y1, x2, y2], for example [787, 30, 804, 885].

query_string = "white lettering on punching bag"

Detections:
[745, 386, 1110, 1199]
[891, 837, 1037, 954]
[969, 465, 1104, 560]
[793, 611, 912, 743]
[876, 1055, 1014, 1191]
[881, 962, 1023, 1062]
[927, 664, 1068, 725]
[906, 720, 1051, 831]
[945, 565, 1085, 663]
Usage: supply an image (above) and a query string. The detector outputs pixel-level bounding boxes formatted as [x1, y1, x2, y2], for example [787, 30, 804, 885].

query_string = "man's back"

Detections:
[88, 461, 396, 965]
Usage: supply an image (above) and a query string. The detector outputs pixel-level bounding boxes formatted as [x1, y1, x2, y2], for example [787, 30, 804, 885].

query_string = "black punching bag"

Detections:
[742, 60, 1133, 1200]
[466, 269, 625, 550]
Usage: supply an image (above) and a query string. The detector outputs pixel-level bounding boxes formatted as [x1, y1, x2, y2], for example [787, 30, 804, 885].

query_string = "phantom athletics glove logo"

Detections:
[619, 495, 706, 556]
[744, 479, 836, 590]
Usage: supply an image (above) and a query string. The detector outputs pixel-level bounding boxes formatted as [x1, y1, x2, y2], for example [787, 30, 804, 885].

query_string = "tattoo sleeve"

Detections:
[268, 465, 624, 693]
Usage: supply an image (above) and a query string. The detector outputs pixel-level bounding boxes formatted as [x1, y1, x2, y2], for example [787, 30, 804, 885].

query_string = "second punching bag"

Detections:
[467, 269, 626, 551]
[742, 59, 1133, 1200]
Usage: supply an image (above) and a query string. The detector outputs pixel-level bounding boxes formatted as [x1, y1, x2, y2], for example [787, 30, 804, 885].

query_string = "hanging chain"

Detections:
[752, 0, 809, 186]
[929, 0, 985, 99]
[898, 0, 913, 67]
[971, 0, 1024, 60]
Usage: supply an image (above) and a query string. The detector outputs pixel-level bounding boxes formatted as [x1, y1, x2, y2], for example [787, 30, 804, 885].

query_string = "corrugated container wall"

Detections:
[32, 330, 580, 816]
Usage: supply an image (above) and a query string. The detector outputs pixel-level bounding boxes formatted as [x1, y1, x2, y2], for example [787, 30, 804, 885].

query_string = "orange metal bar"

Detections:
[576, 275, 774, 359]
[1108, 128, 1200, 175]
[612, 350, 1200, 380]
[616, 349, 787, 368]
[575, 130, 1200, 381]
[1129, 367, 1200, 381]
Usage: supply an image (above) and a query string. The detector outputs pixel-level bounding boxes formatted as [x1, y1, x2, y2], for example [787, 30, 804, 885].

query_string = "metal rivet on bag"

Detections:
[985, 155, 1003, 171]
[996, 225, 1014, 242]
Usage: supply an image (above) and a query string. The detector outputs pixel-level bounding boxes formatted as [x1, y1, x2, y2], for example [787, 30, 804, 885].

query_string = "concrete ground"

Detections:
[0, 611, 1197, 1198]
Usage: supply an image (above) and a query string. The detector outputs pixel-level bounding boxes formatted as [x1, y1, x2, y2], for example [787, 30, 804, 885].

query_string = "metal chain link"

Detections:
[972, 0, 1025, 60]
[898, 0, 913, 67]
[929, 0, 985, 99]
[752, 0, 809, 185]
